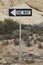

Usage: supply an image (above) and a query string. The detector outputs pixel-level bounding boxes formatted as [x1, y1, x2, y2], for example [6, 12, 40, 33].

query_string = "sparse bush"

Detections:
[21, 30, 29, 38]
[14, 55, 19, 60]
[15, 39, 19, 45]
[0, 21, 5, 34]
[12, 30, 19, 38]
[23, 36, 27, 42]
[38, 43, 43, 49]
[26, 41, 32, 47]
[25, 59, 35, 64]
[34, 40, 37, 44]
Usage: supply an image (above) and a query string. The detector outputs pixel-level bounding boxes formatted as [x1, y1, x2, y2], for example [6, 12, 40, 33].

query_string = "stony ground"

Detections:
[0, 38, 43, 65]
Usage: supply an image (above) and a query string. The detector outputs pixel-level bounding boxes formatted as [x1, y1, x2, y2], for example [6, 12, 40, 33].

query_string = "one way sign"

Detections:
[9, 9, 32, 16]
[9, 8, 32, 63]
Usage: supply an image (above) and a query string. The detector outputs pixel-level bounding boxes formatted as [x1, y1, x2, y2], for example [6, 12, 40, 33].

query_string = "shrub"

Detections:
[21, 30, 29, 38]
[26, 41, 32, 47]
[0, 21, 5, 34]
[38, 43, 43, 49]
[34, 40, 37, 44]
[14, 55, 19, 60]
[15, 39, 19, 45]
[4, 19, 19, 34]
[25, 59, 35, 64]
[12, 30, 19, 38]
[23, 36, 28, 41]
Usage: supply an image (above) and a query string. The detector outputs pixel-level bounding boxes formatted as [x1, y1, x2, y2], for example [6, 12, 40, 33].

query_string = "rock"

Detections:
[0, 0, 43, 25]
[27, 0, 43, 12]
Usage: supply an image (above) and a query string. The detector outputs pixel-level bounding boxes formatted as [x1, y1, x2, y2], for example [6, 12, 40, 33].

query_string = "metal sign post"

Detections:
[19, 20, 22, 63]
[9, 9, 32, 63]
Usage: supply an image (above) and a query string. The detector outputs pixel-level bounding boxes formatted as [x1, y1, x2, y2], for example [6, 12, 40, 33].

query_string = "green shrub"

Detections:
[0, 21, 5, 34]
[4, 19, 19, 34]
[12, 30, 19, 38]
[21, 30, 29, 38]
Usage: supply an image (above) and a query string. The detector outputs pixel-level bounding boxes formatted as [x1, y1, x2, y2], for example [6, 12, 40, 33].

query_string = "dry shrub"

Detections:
[15, 39, 19, 45]
[34, 39, 37, 44]
[38, 43, 43, 49]
[26, 41, 32, 47]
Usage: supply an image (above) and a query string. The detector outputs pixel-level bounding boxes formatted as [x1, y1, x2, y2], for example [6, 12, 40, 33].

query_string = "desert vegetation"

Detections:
[0, 19, 43, 65]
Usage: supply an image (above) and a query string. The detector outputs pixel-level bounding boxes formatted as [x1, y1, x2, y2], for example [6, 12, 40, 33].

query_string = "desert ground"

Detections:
[0, 33, 43, 65]
[0, 0, 43, 65]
